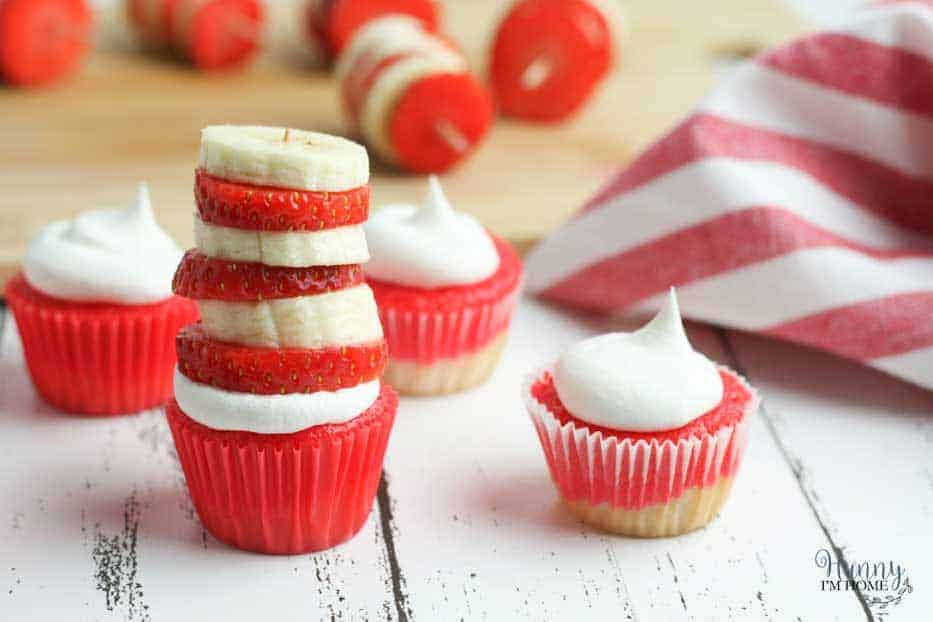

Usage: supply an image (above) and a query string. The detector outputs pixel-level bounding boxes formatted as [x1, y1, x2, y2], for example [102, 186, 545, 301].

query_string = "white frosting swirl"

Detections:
[23, 184, 183, 304]
[363, 176, 500, 288]
[553, 289, 723, 432]
[174, 370, 381, 434]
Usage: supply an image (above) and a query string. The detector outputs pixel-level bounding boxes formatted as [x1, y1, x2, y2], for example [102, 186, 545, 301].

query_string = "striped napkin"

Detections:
[526, 1, 933, 391]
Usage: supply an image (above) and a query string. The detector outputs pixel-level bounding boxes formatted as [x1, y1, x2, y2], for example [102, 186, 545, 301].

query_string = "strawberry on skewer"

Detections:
[0, 0, 91, 87]
[126, 0, 264, 72]
[490, 0, 616, 123]
[308, 0, 439, 59]
[338, 16, 494, 173]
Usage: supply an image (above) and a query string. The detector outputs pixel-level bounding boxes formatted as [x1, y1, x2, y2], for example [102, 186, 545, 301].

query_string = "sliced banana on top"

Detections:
[199, 125, 370, 192]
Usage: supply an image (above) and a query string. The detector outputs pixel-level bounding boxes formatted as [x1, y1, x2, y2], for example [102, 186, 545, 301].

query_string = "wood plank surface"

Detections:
[0, 0, 803, 289]
[722, 329, 933, 622]
[10, 297, 930, 620]
[0, 310, 404, 622]
[378, 299, 868, 621]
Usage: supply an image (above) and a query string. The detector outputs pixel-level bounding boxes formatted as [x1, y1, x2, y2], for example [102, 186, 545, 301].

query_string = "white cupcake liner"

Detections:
[523, 364, 758, 513]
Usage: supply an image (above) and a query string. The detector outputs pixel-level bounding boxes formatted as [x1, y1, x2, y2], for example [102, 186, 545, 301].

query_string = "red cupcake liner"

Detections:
[378, 285, 519, 364]
[165, 383, 398, 554]
[524, 365, 756, 511]
[5, 273, 199, 416]
[370, 234, 523, 363]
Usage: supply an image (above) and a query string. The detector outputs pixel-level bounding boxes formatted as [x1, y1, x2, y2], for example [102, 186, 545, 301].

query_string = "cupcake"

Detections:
[365, 176, 522, 395]
[5, 184, 198, 415]
[525, 289, 757, 537]
[167, 125, 398, 554]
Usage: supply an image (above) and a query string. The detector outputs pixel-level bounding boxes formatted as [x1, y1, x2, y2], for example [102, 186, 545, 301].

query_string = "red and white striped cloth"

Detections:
[526, 1, 933, 391]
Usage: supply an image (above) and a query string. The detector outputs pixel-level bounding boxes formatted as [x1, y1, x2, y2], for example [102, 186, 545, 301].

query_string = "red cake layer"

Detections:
[176, 323, 387, 394]
[532, 369, 751, 444]
[195, 169, 370, 232]
[527, 367, 754, 510]
[368, 235, 521, 312]
[173, 251, 364, 302]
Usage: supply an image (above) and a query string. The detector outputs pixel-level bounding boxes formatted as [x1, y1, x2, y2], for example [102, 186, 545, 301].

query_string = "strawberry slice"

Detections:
[311, 0, 440, 58]
[389, 72, 494, 173]
[0, 0, 91, 87]
[490, 0, 614, 123]
[177, 324, 388, 394]
[195, 168, 370, 232]
[184, 0, 263, 72]
[173, 251, 364, 302]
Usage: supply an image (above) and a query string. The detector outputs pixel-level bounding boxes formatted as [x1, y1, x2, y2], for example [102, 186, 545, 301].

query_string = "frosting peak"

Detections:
[363, 176, 500, 288]
[23, 183, 183, 304]
[553, 289, 724, 432]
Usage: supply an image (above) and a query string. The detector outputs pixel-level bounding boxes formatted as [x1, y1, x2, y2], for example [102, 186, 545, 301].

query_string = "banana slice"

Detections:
[199, 125, 370, 192]
[197, 284, 384, 349]
[360, 52, 466, 162]
[336, 15, 437, 81]
[194, 216, 370, 267]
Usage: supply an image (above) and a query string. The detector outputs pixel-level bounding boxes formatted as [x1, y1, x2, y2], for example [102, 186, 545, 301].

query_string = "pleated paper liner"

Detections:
[166, 383, 399, 555]
[371, 236, 522, 395]
[524, 365, 757, 537]
[5, 273, 198, 416]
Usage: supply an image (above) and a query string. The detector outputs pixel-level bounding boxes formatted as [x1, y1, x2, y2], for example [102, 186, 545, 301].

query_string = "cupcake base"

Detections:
[384, 332, 508, 396]
[166, 383, 398, 555]
[526, 366, 756, 538]
[564, 477, 734, 538]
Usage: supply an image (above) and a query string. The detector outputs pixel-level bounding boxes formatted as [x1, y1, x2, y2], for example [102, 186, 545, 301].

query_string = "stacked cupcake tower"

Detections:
[167, 125, 397, 554]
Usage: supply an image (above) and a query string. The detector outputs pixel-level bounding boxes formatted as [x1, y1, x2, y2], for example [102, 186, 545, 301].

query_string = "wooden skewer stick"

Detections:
[434, 119, 469, 154]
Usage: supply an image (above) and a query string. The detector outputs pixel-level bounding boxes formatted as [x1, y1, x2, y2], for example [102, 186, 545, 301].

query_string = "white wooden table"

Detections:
[1, 297, 930, 621]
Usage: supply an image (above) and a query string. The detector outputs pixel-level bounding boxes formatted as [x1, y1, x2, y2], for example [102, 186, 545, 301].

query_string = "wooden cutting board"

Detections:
[0, 0, 803, 290]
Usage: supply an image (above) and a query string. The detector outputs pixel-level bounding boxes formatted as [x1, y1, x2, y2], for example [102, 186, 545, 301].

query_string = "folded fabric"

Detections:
[526, 1, 933, 391]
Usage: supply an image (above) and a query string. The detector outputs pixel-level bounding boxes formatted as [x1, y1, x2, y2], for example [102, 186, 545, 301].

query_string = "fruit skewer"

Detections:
[127, 0, 263, 71]
[337, 16, 494, 174]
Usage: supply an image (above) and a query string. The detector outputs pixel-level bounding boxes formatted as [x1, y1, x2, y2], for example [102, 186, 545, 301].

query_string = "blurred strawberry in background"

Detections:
[490, 0, 616, 123]
[0, 0, 92, 87]
[307, 0, 440, 60]
[126, 0, 264, 71]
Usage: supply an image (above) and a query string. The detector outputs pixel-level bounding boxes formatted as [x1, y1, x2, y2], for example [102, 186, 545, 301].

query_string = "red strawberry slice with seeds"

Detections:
[195, 168, 370, 232]
[490, 0, 614, 123]
[173, 250, 364, 302]
[177, 324, 388, 394]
